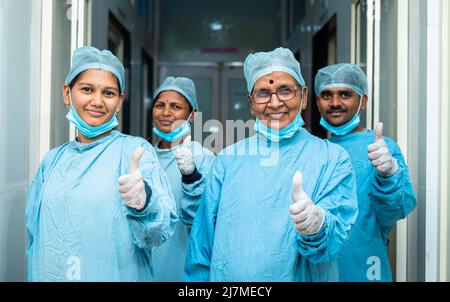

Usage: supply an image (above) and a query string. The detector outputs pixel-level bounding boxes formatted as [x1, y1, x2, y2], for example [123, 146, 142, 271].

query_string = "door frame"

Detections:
[69, 0, 88, 140]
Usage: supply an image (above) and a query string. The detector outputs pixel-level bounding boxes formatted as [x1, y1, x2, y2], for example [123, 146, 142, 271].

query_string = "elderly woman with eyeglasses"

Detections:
[184, 47, 358, 282]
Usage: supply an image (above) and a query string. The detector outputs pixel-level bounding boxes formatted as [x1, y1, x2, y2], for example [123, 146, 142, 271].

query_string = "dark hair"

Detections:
[69, 70, 122, 94]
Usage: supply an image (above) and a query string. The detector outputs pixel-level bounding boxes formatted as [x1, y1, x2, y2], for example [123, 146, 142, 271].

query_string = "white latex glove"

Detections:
[175, 135, 196, 175]
[368, 123, 399, 178]
[118, 147, 147, 210]
[289, 171, 325, 236]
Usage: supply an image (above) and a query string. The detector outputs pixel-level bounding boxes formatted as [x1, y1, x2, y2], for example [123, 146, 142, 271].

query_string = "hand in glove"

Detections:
[289, 171, 325, 236]
[118, 147, 147, 210]
[368, 123, 399, 178]
[175, 135, 196, 175]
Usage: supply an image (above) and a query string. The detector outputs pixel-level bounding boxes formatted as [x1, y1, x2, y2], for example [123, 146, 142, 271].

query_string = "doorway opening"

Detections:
[311, 15, 337, 139]
[108, 12, 131, 134]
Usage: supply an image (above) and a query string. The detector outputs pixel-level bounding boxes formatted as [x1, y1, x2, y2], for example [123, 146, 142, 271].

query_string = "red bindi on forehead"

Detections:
[269, 80, 274, 84]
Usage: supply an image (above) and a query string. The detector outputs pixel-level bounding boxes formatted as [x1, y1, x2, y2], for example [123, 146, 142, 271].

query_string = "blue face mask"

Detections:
[153, 112, 193, 143]
[66, 91, 119, 139]
[254, 97, 306, 142]
[320, 95, 363, 136]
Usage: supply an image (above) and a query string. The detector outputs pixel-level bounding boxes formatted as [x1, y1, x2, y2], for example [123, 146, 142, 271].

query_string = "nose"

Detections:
[329, 94, 340, 107]
[90, 91, 104, 107]
[267, 93, 283, 108]
[161, 105, 171, 117]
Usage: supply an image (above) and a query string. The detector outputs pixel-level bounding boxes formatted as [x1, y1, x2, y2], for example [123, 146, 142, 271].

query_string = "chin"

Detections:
[267, 122, 289, 130]
[83, 117, 107, 127]
[156, 126, 171, 133]
[325, 117, 345, 126]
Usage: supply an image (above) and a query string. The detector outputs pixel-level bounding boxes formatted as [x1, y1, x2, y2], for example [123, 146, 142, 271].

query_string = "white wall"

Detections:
[446, 0, 450, 282]
[423, 0, 446, 282]
[438, 0, 450, 281]
[0, 0, 73, 282]
[378, 0, 398, 139]
[0, 0, 41, 281]
[406, 0, 428, 282]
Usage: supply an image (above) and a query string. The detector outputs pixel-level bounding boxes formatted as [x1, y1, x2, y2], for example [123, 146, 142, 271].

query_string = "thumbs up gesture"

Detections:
[175, 135, 196, 175]
[289, 171, 325, 236]
[118, 147, 147, 210]
[368, 123, 399, 178]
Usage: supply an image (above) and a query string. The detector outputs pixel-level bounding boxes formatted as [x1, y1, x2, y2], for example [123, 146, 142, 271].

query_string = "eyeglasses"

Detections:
[250, 86, 299, 104]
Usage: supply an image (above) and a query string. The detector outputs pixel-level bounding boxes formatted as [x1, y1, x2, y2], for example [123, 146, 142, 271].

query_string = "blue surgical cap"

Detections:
[65, 46, 126, 92]
[243, 47, 306, 93]
[154, 76, 199, 110]
[314, 63, 368, 97]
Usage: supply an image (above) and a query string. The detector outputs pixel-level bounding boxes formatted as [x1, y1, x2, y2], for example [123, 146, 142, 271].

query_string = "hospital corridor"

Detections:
[0, 0, 450, 282]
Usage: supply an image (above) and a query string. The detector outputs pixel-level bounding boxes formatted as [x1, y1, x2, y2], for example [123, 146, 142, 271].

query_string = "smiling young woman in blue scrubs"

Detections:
[26, 46, 177, 281]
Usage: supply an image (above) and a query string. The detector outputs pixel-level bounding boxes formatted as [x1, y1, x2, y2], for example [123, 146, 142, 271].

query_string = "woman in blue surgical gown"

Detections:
[150, 77, 215, 281]
[184, 47, 358, 282]
[26, 46, 177, 281]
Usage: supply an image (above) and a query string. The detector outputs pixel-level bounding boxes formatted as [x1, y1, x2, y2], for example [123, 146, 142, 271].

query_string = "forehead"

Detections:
[156, 90, 189, 104]
[253, 71, 297, 89]
[75, 69, 119, 87]
[321, 87, 356, 94]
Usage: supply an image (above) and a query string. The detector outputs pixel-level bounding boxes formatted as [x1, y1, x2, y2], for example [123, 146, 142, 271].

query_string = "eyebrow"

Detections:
[155, 100, 185, 106]
[322, 89, 354, 94]
[77, 82, 119, 92]
[256, 83, 295, 90]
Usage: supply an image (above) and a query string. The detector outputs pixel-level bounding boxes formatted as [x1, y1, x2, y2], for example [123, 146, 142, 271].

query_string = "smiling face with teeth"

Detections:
[249, 71, 308, 130]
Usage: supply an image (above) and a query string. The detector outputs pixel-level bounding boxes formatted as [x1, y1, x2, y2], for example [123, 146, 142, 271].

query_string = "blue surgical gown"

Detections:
[26, 130, 178, 281]
[184, 128, 358, 282]
[151, 140, 215, 281]
[330, 131, 417, 282]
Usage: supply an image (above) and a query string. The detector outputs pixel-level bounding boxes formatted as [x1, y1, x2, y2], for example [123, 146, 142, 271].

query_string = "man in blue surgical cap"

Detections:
[184, 48, 358, 282]
[315, 63, 417, 281]
[26, 46, 177, 281]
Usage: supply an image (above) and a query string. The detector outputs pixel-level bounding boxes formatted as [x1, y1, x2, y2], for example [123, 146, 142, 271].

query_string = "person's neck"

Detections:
[77, 130, 113, 144]
[158, 138, 183, 149]
[351, 125, 365, 134]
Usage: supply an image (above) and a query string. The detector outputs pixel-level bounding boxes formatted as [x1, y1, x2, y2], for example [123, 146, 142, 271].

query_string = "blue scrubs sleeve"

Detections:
[26, 164, 44, 247]
[369, 139, 417, 234]
[184, 156, 223, 281]
[123, 143, 178, 249]
[25, 147, 64, 282]
[294, 147, 358, 264]
[180, 153, 216, 226]
[25, 164, 45, 282]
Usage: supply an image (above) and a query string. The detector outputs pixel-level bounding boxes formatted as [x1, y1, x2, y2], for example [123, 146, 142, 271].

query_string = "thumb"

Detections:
[375, 122, 383, 141]
[183, 135, 192, 150]
[291, 171, 308, 203]
[129, 147, 144, 174]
